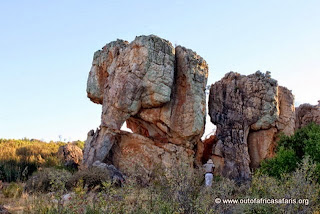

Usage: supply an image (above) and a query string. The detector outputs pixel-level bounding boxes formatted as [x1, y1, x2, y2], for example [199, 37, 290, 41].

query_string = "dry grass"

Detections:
[1, 159, 319, 214]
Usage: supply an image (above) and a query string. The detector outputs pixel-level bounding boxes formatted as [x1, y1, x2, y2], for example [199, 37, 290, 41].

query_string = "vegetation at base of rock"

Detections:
[260, 123, 320, 180]
[67, 168, 111, 190]
[259, 147, 299, 178]
[1, 161, 319, 214]
[2, 182, 23, 198]
[25, 168, 72, 193]
[0, 139, 84, 182]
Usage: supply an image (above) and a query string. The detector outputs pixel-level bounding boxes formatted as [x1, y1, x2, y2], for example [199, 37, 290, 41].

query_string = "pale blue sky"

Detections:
[1, 0, 319, 141]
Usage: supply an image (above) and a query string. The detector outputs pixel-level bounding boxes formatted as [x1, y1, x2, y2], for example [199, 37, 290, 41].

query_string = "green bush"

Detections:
[260, 146, 299, 178]
[72, 140, 85, 150]
[278, 122, 320, 160]
[67, 168, 111, 190]
[2, 182, 23, 198]
[25, 167, 72, 193]
[260, 123, 320, 178]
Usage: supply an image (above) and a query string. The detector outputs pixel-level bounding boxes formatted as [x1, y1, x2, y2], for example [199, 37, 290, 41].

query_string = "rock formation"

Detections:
[58, 144, 83, 169]
[82, 35, 208, 179]
[295, 102, 320, 130]
[208, 71, 295, 181]
[83, 35, 318, 183]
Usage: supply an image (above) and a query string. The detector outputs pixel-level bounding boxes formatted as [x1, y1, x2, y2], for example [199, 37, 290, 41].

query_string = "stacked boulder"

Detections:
[82, 35, 208, 179]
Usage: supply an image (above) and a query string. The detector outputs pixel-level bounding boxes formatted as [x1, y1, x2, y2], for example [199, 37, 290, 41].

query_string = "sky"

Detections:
[0, 0, 319, 141]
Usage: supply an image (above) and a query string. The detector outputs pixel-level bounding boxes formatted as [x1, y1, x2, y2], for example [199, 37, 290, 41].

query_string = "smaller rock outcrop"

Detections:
[58, 144, 83, 169]
[295, 102, 320, 130]
[92, 161, 125, 186]
[208, 71, 296, 181]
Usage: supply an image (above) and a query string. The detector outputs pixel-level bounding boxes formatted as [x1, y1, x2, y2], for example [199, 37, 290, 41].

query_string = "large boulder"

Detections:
[87, 35, 175, 129]
[126, 46, 208, 148]
[208, 71, 295, 181]
[82, 35, 208, 179]
[58, 144, 83, 169]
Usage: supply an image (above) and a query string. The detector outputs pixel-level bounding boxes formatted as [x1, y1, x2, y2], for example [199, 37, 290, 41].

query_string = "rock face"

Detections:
[201, 135, 217, 164]
[92, 161, 125, 185]
[277, 86, 296, 136]
[295, 102, 320, 130]
[126, 46, 208, 147]
[58, 144, 83, 169]
[208, 71, 295, 181]
[83, 35, 208, 179]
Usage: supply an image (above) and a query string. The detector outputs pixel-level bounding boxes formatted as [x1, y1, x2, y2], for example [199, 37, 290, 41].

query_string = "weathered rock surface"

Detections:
[208, 71, 295, 181]
[126, 46, 208, 147]
[277, 86, 296, 136]
[295, 102, 320, 130]
[92, 161, 125, 185]
[82, 127, 118, 168]
[201, 135, 217, 164]
[87, 35, 175, 130]
[83, 35, 208, 179]
[248, 128, 277, 169]
[112, 132, 194, 178]
[58, 144, 83, 169]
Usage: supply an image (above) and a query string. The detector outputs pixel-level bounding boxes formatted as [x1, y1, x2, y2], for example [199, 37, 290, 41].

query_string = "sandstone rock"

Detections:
[57, 144, 83, 169]
[87, 40, 128, 105]
[111, 132, 194, 183]
[87, 35, 175, 130]
[82, 127, 118, 168]
[247, 86, 295, 170]
[276, 86, 295, 136]
[92, 161, 125, 185]
[201, 135, 217, 164]
[248, 128, 277, 169]
[208, 71, 295, 180]
[82, 35, 208, 180]
[126, 45, 208, 147]
[295, 103, 320, 130]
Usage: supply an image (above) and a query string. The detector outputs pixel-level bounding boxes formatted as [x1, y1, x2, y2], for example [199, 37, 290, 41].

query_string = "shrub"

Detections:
[278, 122, 320, 160]
[72, 141, 85, 150]
[245, 157, 320, 213]
[2, 182, 23, 198]
[22, 160, 320, 214]
[260, 146, 299, 178]
[260, 123, 320, 178]
[25, 167, 72, 193]
[67, 168, 111, 190]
